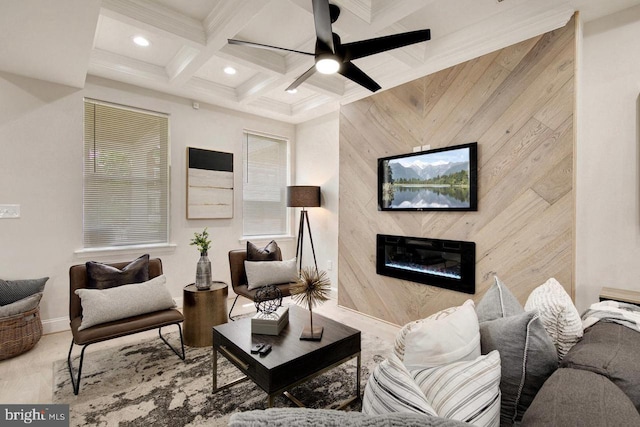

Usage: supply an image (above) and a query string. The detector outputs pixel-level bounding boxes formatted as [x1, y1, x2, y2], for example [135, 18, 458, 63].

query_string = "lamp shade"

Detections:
[287, 186, 321, 208]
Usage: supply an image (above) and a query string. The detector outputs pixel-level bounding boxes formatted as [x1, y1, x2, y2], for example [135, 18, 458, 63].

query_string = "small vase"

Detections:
[195, 252, 211, 290]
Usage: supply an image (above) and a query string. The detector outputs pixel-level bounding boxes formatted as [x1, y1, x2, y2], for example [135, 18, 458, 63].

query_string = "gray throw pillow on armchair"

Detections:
[480, 310, 558, 426]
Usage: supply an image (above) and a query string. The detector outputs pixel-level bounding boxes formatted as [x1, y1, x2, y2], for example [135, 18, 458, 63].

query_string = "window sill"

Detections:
[74, 243, 178, 259]
[239, 235, 295, 244]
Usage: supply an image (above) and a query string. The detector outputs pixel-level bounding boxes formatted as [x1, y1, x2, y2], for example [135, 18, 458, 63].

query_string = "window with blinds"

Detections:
[83, 99, 169, 249]
[243, 132, 290, 237]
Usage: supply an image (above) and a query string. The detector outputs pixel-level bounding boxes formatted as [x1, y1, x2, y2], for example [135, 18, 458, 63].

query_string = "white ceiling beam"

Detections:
[167, 0, 272, 87]
[89, 48, 169, 83]
[100, 0, 206, 47]
[236, 74, 283, 104]
[165, 46, 201, 81]
[339, 0, 373, 24]
[291, 93, 336, 116]
[248, 97, 293, 117]
[234, 34, 320, 103]
[302, 74, 346, 97]
[371, 0, 438, 29]
[183, 77, 238, 102]
[218, 44, 287, 75]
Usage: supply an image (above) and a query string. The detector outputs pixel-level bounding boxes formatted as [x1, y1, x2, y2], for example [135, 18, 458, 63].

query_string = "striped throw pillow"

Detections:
[410, 351, 501, 427]
[525, 278, 583, 359]
[362, 353, 438, 417]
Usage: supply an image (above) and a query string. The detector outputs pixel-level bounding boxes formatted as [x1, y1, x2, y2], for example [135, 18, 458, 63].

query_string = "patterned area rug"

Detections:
[53, 329, 391, 426]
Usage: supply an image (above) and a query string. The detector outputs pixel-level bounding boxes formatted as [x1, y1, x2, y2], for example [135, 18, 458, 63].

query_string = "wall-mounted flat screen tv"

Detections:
[378, 142, 478, 211]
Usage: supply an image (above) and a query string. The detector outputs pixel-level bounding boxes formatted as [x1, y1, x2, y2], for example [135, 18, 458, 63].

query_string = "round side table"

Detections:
[183, 281, 228, 347]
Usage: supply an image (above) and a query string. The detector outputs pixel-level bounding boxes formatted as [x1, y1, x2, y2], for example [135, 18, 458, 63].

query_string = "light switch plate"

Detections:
[0, 204, 20, 218]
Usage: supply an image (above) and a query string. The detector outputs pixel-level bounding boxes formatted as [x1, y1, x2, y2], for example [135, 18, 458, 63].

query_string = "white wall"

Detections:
[576, 6, 640, 311]
[293, 112, 340, 286]
[0, 73, 296, 332]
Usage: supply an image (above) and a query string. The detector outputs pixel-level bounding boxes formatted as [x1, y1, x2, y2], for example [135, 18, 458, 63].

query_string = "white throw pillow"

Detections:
[401, 299, 481, 369]
[75, 275, 176, 330]
[410, 350, 501, 427]
[362, 353, 438, 417]
[244, 258, 298, 290]
[524, 277, 583, 359]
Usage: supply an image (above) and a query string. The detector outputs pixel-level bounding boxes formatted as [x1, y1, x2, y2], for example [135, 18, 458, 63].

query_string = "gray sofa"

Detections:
[229, 321, 640, 426]
[521, 321, 640, 426]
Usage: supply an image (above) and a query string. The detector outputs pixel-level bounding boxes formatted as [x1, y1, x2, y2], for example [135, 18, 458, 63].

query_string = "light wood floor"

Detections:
[0, 296, 399, 405]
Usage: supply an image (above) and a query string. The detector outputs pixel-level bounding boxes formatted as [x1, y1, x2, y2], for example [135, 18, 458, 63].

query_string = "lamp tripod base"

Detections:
[300, 326, 324, 341]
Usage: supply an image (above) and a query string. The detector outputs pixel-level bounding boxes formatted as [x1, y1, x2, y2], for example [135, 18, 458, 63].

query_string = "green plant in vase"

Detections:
[190, 227, 211, 255]
[190, 228, 212, 290]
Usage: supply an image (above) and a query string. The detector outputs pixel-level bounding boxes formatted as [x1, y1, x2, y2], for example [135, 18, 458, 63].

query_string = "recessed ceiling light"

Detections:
[223, 66, 237, 75]
[286, 88, 298, 94]
[133, 36, 150, 47]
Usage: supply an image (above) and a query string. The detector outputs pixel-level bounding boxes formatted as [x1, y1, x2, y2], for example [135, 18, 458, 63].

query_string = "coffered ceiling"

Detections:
[2, 0, 640, 123]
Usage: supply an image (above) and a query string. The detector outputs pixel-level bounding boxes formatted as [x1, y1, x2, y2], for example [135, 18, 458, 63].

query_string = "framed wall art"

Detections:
[187, 147, 233, 219]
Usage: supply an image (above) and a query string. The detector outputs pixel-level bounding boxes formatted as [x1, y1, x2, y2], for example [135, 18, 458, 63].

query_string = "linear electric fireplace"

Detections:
[376, 234, 476, 294]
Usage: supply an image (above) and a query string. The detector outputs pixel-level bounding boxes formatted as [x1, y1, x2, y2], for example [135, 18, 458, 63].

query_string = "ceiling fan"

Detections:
[228, 0, 431, 93]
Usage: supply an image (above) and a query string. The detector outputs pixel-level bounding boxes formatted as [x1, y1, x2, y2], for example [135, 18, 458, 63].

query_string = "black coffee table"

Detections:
[212, 305, 361, 408]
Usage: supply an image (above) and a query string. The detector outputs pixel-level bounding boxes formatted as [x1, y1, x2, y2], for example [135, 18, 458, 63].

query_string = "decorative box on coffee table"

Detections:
[251, 306, 288, 335]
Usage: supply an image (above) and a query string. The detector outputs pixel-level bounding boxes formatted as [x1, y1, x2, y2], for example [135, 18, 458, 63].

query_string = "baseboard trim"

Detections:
[42, 316, 70, 335]
[336, 303, 402, 328]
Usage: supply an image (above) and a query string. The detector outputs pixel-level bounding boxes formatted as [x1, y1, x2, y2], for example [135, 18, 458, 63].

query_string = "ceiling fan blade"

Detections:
[339, 62, 381, 92]
[343, 29, 431, 60]
[228, 39, 314, 56]
[286, 64, 317, 92]
[312, 0, 335, 53]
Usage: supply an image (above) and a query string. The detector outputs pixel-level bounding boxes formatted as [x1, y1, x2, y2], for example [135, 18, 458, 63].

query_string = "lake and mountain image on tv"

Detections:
[378, 143, 477, 211]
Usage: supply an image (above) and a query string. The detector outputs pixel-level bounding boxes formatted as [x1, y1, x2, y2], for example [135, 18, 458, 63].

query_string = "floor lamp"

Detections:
[287, 186, 321, 272]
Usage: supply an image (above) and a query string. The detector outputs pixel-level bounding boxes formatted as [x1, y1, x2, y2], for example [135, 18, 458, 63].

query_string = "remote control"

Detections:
[250, 343, 264, 354]
[258, 344, 272, 356]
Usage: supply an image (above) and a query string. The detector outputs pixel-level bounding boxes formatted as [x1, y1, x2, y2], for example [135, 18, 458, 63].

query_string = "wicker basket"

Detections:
[0, 306, 43, 360]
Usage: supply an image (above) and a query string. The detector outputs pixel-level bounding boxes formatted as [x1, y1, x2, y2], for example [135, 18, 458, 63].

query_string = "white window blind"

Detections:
[83, 99, 169, 249]
[243, 132, 289, 237]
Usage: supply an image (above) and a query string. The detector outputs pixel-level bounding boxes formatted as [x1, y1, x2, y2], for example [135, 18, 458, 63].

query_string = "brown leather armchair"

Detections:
[67, 258, 184, 395]
[228, 249, 294, 320]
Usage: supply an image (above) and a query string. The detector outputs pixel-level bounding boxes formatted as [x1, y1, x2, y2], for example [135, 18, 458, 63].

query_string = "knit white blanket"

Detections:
[582, 300, 640, 332]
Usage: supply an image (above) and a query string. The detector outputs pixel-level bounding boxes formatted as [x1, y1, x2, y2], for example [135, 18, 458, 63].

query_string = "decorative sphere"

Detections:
[254, 285, 283, 314]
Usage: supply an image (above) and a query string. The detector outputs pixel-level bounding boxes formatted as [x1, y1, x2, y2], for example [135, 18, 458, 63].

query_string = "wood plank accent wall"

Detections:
[338, 17, 575, 326]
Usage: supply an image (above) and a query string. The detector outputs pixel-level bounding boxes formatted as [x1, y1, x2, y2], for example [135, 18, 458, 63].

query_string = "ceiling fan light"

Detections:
[316, 57, 340, 74]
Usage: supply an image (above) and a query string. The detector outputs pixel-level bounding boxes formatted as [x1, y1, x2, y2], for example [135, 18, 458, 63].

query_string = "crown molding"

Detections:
[89, 48, 169, 83]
